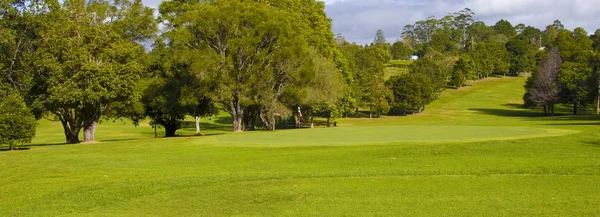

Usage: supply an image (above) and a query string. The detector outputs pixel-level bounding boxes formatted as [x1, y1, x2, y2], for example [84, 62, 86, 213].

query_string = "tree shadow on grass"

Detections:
[502, 103, 526, 109]
[545, 122, 600, 126]
[213, 116, 233, 125]
[24, 143, 72, 148]
[581, 140, 600, 148]
[0, 147, 31, 152]
[180, 121, 232, 133]
[100, 138, 137, 143]
[468, 108, 547, 117]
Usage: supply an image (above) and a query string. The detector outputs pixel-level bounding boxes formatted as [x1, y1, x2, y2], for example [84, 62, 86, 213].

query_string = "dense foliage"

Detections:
[0, 91, 36, 150]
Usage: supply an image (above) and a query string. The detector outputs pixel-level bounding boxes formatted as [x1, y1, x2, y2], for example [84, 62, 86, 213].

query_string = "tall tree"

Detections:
[29, 0, 154, 143]
[450, 8, 475, 48]
[470, 41, 510, 77]
[467, 21, 495, 46]
[142, 39, 216, 137]
[553, 20, 565, 31]
[506, 35, 538, 75]
[374, 29, 387, 44]
[558, 61, 595, 114]
[0, 0, 46, 91]
[0, 91, 36, 150]
[515, 23, 526, 35]
[555, 28, 593, 62]
[591, 29, 600, 52]
[494, 19, 517, 38]
[451, 56, 474, 88]
[353, 45, 391, 117]
[524, 47, 562, 115]
[387, 73, 434, 114]
[166, 0, 323, 132]
[543, 24, 559, 48]
[390, 41, 412, 60]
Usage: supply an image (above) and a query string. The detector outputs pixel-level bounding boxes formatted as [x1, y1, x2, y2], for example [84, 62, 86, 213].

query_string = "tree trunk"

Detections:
[64, 128, 80, 144]
[231, 92, 244, 132]
[58, 112, 81, 144]
[9, 142, 14, 150]
[258, 108, 276, 131]
[165, 126, 177, 137]
[355, 107, 359, 118]
[327, 117, 331, 127]
[271, 117, 276, 131]
[573, 102, 578, 115]
[83, 121, 97, 142]
[369, 106, 372, 118]
[310, 115, 314, 128]
[195, 116, 201, 136]
[543, 105, 548, 116]
[232, 112, 244, 132]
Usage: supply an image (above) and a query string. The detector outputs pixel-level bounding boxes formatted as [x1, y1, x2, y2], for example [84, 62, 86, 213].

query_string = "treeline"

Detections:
[340, 8, 600, 117]
[1, 1, 599, 148]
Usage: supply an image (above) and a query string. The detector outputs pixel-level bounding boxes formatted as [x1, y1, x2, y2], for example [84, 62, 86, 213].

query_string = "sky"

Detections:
[142, 0, 600, 45]
[323, 0, 600, 45]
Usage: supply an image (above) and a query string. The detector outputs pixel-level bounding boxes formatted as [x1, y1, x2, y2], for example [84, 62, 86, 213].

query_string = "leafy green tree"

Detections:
[451, 56, 474, 88]
[29, 0, 153, 143]
[470, 41, 510, 77]
[352, 45, 391, 117]
[558, 61, 595, 115]
[494, 19, 517, 38]
[0, 0, 45, 90]
[543, 24, 559, 47]
[430, 28, 457, 53]
[515, 23, 526, 35]
[374, 29, 387, 44]
[591, 29, 600, 52]
[467, 21, 495, 46]
[387, 73, 434, 114]
[520, 26, 543, 47]
[142, 39, 215, 137]
[267, 0, 338, 59]
[165, 0, 323, 132]
[0, 92, 36, 150]
[304, 50, 346, 127]
[390, 41, 412, 60]
[441, 8, 474, 49]
[410, 52, 456, 93]
[553, 20, 565, 31]
[506, 35, 538, 75]
[555, 28, 593, 62]
[403, 16, 438, 45]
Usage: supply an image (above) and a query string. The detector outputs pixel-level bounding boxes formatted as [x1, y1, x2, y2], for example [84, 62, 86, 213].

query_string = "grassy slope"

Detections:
[1, 76, 600, 216]
[384, 67, 408, 79]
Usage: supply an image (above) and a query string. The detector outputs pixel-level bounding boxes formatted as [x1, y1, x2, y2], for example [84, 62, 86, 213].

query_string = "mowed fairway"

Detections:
[2, 76, 600, 216]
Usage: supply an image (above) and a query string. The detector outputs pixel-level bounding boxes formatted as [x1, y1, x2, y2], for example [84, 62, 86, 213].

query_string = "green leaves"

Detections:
[25, 0, 152, 142]
[162, 0, 339, 131]
[387, 73, 434, 113]
[0, 92, 36, 149]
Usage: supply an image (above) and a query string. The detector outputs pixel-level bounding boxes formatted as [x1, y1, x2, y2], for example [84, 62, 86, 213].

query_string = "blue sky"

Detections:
[142, 0, 600, 45]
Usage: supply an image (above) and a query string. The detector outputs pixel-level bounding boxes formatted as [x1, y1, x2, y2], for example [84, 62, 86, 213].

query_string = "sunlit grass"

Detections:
[1, 76, 600, 216]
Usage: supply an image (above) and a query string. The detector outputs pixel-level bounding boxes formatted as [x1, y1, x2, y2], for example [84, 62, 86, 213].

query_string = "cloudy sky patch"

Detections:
[322, 0, 600, 44]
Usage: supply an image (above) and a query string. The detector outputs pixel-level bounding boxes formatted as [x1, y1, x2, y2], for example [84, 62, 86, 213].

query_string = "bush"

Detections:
[0, 93, 36, 150]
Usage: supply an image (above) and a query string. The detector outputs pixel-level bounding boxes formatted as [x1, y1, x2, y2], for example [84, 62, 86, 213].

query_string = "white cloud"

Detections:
[326, 0, 600, 44]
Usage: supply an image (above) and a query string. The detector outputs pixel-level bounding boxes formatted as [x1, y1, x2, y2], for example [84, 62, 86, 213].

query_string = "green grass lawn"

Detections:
[384, 67, 409, 79]
[2, 76, 600, 216]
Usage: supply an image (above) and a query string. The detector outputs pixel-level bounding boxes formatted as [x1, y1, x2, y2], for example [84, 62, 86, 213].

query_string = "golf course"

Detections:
[1, 76, 599, 216]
